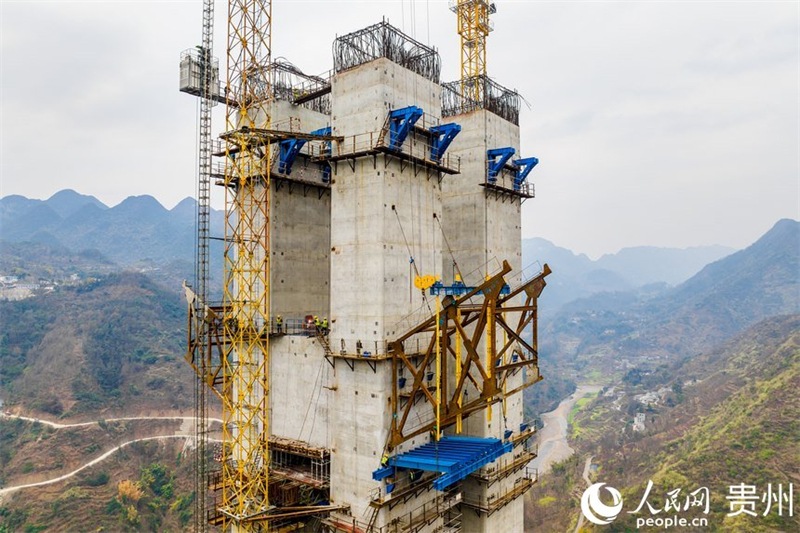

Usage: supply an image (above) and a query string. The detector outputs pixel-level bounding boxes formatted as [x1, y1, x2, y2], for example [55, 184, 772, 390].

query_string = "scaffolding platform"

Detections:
[479, 180, 534, 200]
[373, 436, 512, 491]
[461, 471, 537, 516]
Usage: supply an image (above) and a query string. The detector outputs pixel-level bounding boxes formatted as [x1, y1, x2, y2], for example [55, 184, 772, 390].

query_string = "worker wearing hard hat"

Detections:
[276, 315, 283, 334]
[314, 316, 320, 333]
[321, 317, 329, 335]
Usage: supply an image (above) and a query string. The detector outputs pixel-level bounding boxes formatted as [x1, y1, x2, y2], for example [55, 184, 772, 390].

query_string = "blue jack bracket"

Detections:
[278, 138, 308, 175]
[513, 156, 539, 191]
[487, 147, 515, 183]
[429, 123, 461, 162]
[388, 106, 424, 150]
[311, 126, 333, 183]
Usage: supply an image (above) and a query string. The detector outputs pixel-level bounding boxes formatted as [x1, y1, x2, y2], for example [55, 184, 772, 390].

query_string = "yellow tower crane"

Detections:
[450, 0, 496, 103]
[219, 0, 273, 529]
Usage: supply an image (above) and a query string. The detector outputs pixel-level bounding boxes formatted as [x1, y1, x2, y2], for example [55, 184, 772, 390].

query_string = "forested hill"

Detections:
[0, 272, 193, 418]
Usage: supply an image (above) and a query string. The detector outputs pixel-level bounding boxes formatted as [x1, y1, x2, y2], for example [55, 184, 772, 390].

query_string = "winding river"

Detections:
[529, 384, 602, 475]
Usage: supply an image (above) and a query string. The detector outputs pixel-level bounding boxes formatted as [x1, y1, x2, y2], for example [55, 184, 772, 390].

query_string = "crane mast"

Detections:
[450, 0, 496, 102]
[219, 0, 273, 529]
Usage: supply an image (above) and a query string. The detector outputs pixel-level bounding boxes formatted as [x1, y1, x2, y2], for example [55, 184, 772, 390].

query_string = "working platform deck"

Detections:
[373, 436, 512, 491]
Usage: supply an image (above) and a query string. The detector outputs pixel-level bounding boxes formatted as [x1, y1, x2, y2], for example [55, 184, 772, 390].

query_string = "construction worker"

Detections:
[381, 453, 389, 467]
[276, 315, 283, 334]
[314, 315, 320, 333]
[321, 317, 329, 335]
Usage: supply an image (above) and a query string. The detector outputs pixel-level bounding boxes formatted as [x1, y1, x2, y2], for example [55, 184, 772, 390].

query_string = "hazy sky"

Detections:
[1, 1, 797, 258]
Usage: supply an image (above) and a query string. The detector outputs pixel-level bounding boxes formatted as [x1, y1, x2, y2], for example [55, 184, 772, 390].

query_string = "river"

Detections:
[529, 384, 602, 475]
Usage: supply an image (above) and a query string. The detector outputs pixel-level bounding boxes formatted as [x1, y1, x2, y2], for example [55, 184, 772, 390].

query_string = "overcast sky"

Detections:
[1, 1, 797, 258]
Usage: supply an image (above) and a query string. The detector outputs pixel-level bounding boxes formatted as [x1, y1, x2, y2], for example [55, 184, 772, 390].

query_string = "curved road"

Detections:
[574, 455, 594, 533]
[1, 413, 223, 428]
[0, 413, 221, 499]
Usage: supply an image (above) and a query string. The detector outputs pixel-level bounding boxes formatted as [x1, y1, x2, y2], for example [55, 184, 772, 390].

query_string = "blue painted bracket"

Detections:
[513, 156, 539, 191]
[487, 147, 515, 183]
[278, 138, 308, 175]
[429, 123, 461, 162]
[388, 106, 424, 150]
[311, 126, 332, 183]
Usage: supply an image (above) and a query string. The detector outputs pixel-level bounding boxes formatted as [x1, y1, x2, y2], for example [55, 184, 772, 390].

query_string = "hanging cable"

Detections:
[298, 357, 326, 441]
[393, 205, 432, 313]
[434, 212, 464, 283]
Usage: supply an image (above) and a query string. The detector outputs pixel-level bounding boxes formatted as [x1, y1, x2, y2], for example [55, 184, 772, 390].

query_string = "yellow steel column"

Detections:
[486, 298, 494, 423]
[435, 297, 441, 441]
[455, 307, 462, 434]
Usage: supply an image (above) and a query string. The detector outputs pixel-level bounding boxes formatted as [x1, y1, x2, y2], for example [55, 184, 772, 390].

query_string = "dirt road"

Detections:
[0, 413, 223, 428]
[0, 413, 222, 499]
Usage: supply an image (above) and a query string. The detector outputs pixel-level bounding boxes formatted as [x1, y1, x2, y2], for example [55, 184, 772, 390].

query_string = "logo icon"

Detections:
[581, 482, 624, 525]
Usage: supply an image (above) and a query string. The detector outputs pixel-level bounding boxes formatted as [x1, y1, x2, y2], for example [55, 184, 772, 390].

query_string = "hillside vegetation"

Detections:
[0, 272, 192, 418]
[528, 315, 800, 532]
[0, 417, 196, 533]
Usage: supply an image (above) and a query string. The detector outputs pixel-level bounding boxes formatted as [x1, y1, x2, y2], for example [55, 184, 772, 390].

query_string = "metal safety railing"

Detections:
[304, 128, 461, 174]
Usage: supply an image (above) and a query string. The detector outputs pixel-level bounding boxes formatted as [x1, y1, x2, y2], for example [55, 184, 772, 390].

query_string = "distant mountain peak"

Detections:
[171, 196, 197, 211]
[45, 189, 108, 219]
[112, 194, 168, 216]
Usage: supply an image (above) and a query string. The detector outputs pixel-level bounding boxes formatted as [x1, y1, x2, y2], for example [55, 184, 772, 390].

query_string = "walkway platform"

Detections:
[373, 436, 512, 491]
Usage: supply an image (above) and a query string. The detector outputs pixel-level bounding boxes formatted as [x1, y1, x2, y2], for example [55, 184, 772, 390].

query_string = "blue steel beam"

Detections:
[429, 123, 461, 162]
[429, 281, 510, 296]
[487, 147, 515, 183]
[388, 106, 424, 150]
[372, 466, 394, 481]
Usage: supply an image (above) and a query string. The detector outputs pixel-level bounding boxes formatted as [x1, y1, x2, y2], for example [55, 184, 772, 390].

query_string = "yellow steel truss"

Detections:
[220, 0, 273, 529]
[387, 262, 551, 449]
[452, 0, 494, 102]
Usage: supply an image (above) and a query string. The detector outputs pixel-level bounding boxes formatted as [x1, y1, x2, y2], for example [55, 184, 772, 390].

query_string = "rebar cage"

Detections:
[333, 20, 441, 83]
[268, 58, 331, 115]
[441, 75, 520, 125]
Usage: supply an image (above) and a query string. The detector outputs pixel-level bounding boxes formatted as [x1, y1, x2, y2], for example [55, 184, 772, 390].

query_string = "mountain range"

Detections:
[523, 218, 799, 419]
[522, 238, 735, 315]
[3, 190, 738, 314]
[0, 189, 223, 268]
